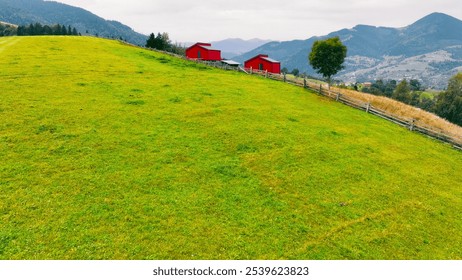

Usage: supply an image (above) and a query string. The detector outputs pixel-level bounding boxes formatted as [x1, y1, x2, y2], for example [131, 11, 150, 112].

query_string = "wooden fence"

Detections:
[127, 42, 462, 151]
[250, 70, 462, 151]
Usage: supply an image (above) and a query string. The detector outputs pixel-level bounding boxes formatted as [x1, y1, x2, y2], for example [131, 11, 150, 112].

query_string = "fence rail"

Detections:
[127, 42, 462, 151]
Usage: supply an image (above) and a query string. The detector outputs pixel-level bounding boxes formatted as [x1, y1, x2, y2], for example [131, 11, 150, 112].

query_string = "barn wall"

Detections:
[186, 45, 221, 61]
[186, 45, 201, 59]
[245, 57, 281, 74]
[271, 62, 281, 74]
[208, 50, 222, 61]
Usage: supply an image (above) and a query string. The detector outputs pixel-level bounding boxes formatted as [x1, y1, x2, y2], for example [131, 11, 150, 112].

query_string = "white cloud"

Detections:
[53, 0, 462, 42]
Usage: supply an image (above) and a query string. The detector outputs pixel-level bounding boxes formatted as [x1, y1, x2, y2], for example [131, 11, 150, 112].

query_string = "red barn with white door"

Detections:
[244, 54, 281, 74]
[186, 43, 222, 61]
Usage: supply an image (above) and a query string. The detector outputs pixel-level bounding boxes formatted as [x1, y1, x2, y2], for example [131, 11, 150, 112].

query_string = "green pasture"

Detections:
[0, 36, 461, 259]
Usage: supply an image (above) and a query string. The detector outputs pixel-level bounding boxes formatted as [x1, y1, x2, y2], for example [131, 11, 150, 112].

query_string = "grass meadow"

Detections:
[0, 36, 461, 259]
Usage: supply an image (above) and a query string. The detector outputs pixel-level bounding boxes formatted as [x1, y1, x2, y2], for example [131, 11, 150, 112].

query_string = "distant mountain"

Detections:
[235, 13, 462, 89]
[0, 0, 147, 45]
[211, 38, 272, 59]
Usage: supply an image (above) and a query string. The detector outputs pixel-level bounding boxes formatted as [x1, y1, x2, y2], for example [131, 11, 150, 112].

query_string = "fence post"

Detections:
[304, 78, 307, 89]
[409, 119, 415, 131]
[265, 70, 268, 78]
[250, 67, 252, 74]
[336, 93, 341, 101]
[319, 84, 322, 94]
[283, 73, 286, 82]
[366, 102, 371, 113]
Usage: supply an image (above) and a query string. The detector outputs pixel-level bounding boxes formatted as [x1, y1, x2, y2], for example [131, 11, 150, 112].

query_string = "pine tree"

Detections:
[155, 33, 163, 49]
[146, 33, 156, 48]
[28, 24, 35, 35]
[43, 25, 52, 35]
[34, 23, 43, 35]
[54, 24, 61, 35]
[17, 26, 24, 36]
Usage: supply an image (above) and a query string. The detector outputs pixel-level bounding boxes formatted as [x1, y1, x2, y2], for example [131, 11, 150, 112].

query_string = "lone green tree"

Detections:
[309, 37, 347, 87]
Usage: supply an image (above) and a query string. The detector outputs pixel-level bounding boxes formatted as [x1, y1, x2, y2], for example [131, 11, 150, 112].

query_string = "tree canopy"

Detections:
[359, 79, 435, 111]
[146, 32, 185, 55]
[309, 37, 347, 84]
[16, 23, 79, 36]
[146, 32, 170, 50]
[392, 80, 412, 103]
[435, 73, 462, 126]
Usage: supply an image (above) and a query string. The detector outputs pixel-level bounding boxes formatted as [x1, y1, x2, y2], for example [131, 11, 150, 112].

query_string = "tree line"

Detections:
[348, 78, 462, 126]
[434, 74, 462, 126]
[145, 32, 185, 56]
[17, 23, 80, 36]
[356, 79, 436, 111]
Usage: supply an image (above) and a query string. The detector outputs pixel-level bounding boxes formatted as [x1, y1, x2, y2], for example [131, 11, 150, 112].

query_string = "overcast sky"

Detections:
[53, 0, 462, 42]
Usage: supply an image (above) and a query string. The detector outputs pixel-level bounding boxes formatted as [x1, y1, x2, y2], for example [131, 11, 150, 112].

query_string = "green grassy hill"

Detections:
[1, 36, 461, 260]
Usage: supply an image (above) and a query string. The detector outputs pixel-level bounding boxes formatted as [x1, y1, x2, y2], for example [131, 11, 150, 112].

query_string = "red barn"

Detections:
[244, 54, 281, 74]
[186, 43, 221, 61]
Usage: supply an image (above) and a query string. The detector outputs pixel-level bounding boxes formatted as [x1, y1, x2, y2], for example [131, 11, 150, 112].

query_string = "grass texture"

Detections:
[0, 36, 461, 259]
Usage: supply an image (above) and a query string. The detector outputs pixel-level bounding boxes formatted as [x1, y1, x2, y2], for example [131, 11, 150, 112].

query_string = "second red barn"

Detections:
[244, 54, 281, 74]
[186, 43, 222, 61]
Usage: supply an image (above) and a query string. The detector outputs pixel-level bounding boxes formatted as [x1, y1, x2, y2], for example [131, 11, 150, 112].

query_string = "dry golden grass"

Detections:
[244, 75, 462, 146]
[330, 86, 462, 145]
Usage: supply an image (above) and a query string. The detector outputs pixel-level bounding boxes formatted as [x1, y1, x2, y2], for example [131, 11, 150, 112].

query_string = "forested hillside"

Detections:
[0, 0, 146, 45]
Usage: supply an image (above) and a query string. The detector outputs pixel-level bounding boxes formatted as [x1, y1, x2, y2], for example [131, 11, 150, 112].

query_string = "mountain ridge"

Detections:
[211, 38, 272, 59]
[0, 0, 147, 45]
[234, 12, 462, 89]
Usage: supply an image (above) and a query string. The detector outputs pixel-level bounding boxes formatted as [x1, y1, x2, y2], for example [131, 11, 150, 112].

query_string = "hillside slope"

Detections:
[0, 0, 146, 45]
[0, 36, 461, 260]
